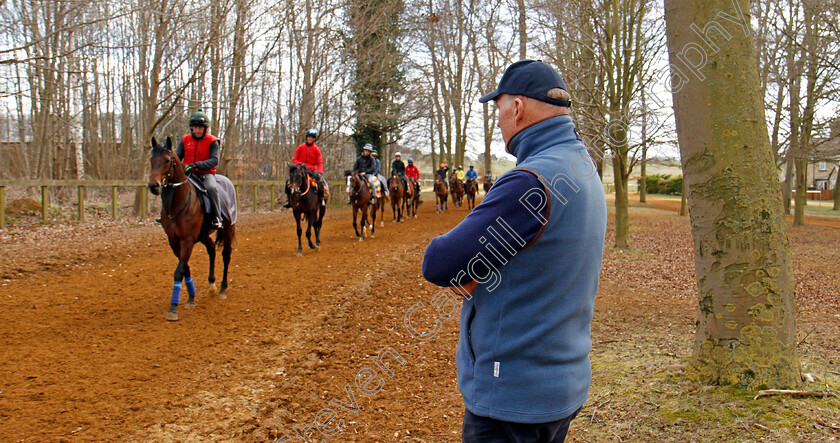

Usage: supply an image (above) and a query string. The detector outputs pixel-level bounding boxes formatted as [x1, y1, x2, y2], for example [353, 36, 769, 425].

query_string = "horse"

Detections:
[347, 171, 379, 240]
[449, 176, 464, 207]
[434, 175, 449, 213]
[388, 171, 405, 222]
[465, 178, 478, 211]
[288, 164, 326, 256]
[483, 177, 494, 194]
[404, 177, 418, 219]
[147, 137, 236, 321]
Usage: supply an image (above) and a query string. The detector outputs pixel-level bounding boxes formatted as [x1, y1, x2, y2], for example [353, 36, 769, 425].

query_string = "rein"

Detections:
[287, 170, 312, 197]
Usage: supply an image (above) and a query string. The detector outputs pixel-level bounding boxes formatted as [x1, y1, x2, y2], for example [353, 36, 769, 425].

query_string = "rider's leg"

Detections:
[377, 174, 389, 196]
[311, 172, 328, 206]
[202, 173, 224, 228]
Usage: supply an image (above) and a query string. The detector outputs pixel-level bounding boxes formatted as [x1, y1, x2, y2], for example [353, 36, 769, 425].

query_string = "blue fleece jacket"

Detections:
[422, 115, 607, 423]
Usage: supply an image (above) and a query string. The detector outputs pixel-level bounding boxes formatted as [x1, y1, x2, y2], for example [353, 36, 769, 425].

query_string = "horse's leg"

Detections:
[167, 240, 195, 321]
[219, 225, 233, 299]
[353, 205, 362, 240]
[361, 204, 368, 240]
[200, 236, 217, 297]
[370, 204, 376, 238]
[306, 211, 316, 249]
[315, 205, 325, 249]
[295, 209, 303, 256]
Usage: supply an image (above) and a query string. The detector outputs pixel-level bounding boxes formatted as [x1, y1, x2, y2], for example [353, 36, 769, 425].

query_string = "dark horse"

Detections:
[347, 171, 379, 240]
[483, 177, 494, 194]
[148, 137, 235, 321]
[465, 178, 478, 211]
[388, 171, 405, 222]
[288, 164, 326, 256]
[449, 176, 464, 207]
[434, 175, 448, 213]
[404, 177, 419, 219]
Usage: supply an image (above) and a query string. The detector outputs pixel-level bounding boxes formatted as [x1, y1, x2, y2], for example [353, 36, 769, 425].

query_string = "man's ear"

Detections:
[512, 96, 526, 124]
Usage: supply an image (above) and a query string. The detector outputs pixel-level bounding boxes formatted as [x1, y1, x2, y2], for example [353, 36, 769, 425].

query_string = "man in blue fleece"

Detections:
[422, 60, 607, 442]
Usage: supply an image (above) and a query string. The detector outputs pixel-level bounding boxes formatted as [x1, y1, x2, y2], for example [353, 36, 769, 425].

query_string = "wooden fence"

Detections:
[0, 179, 346, 229]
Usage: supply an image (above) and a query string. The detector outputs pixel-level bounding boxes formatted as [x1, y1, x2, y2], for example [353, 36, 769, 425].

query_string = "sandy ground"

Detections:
[1, 193, 838, 441]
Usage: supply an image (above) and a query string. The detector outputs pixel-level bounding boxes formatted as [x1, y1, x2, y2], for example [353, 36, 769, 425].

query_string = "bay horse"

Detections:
[434, 176, 448, 213]
[347, 171, 379, 240]
[148, 137, 236, 321]
[449, 176, 464, 207]
[388, 171, 405, 222]
[404, 177, 418, 219]
[288, 164, 326, 256]
[465, 178, 478, 211]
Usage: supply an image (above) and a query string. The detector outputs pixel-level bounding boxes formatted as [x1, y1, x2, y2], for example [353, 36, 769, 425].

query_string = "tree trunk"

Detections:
[793, 159, 807, 225]
[782, 156, 793, 214]
[664, 0, 799, 389]
[611, 116, 630, 249]
[516, 0, 527, 59]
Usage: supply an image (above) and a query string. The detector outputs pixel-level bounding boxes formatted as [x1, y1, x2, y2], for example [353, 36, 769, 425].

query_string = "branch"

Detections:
[754, 389, 838, 400]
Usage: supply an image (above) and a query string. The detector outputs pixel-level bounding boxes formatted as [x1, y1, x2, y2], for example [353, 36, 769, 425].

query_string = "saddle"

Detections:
[188, 176, 212, 216]
[187, 174, 238, 225]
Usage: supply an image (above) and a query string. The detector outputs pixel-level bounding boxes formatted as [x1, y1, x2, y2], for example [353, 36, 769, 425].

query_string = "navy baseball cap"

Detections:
[479, 60, 572, 107]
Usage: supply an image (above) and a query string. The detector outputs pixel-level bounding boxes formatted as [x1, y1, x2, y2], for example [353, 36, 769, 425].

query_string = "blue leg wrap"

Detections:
[184, 276, 196, 298]
[171, 281, 182, 306]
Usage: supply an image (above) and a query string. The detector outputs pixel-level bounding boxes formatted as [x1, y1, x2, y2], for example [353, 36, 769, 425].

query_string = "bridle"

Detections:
[158, 150, 192, 221]
[287, 166, 312, 197]
[161, 151, 189, 189]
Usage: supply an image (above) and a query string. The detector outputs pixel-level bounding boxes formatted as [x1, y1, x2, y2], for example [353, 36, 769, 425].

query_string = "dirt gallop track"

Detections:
[0, 200, 473, 441]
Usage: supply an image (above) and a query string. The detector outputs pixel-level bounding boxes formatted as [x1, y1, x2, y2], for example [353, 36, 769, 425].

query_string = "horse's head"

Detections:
[288, 164, 307, 196]
[148, 136, 177, 196]
[389, 172, 401, 189]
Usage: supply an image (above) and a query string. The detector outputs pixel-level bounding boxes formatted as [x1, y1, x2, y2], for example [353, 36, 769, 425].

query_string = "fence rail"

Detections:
[0, 179, 348, 229]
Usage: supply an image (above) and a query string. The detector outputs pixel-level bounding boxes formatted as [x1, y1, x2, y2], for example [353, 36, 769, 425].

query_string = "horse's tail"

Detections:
[216, 223, 237, 249]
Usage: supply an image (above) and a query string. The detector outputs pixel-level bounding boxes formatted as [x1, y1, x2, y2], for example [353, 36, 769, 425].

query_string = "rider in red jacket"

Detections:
[286, 129, 329, 207]
[405, 157, 422, 202]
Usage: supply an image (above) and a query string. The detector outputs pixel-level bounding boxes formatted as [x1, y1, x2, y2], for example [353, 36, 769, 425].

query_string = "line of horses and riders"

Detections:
[147, 110, 495, 321]
[433, 163, 484, 212]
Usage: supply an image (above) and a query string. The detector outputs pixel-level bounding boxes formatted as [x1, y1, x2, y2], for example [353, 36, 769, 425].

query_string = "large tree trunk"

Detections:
[664, 0, 799, 389]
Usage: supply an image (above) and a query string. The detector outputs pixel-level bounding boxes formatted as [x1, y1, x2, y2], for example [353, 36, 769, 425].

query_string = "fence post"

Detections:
[269, 184, 275, 211]
[41, 185, 48, 222]
[253, 184, 258, 212]
[0, 186, 5, 229]
[111, 186, 118, 219]
[138, 186, 147, 219]
[77, 185, 85, 221]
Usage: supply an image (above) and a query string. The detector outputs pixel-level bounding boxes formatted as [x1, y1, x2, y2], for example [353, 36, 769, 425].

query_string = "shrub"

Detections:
[637, 174, 683, 195]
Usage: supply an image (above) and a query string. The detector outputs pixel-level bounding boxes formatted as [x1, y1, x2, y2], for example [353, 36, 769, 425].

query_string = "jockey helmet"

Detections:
[189, 109, 210, 128]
